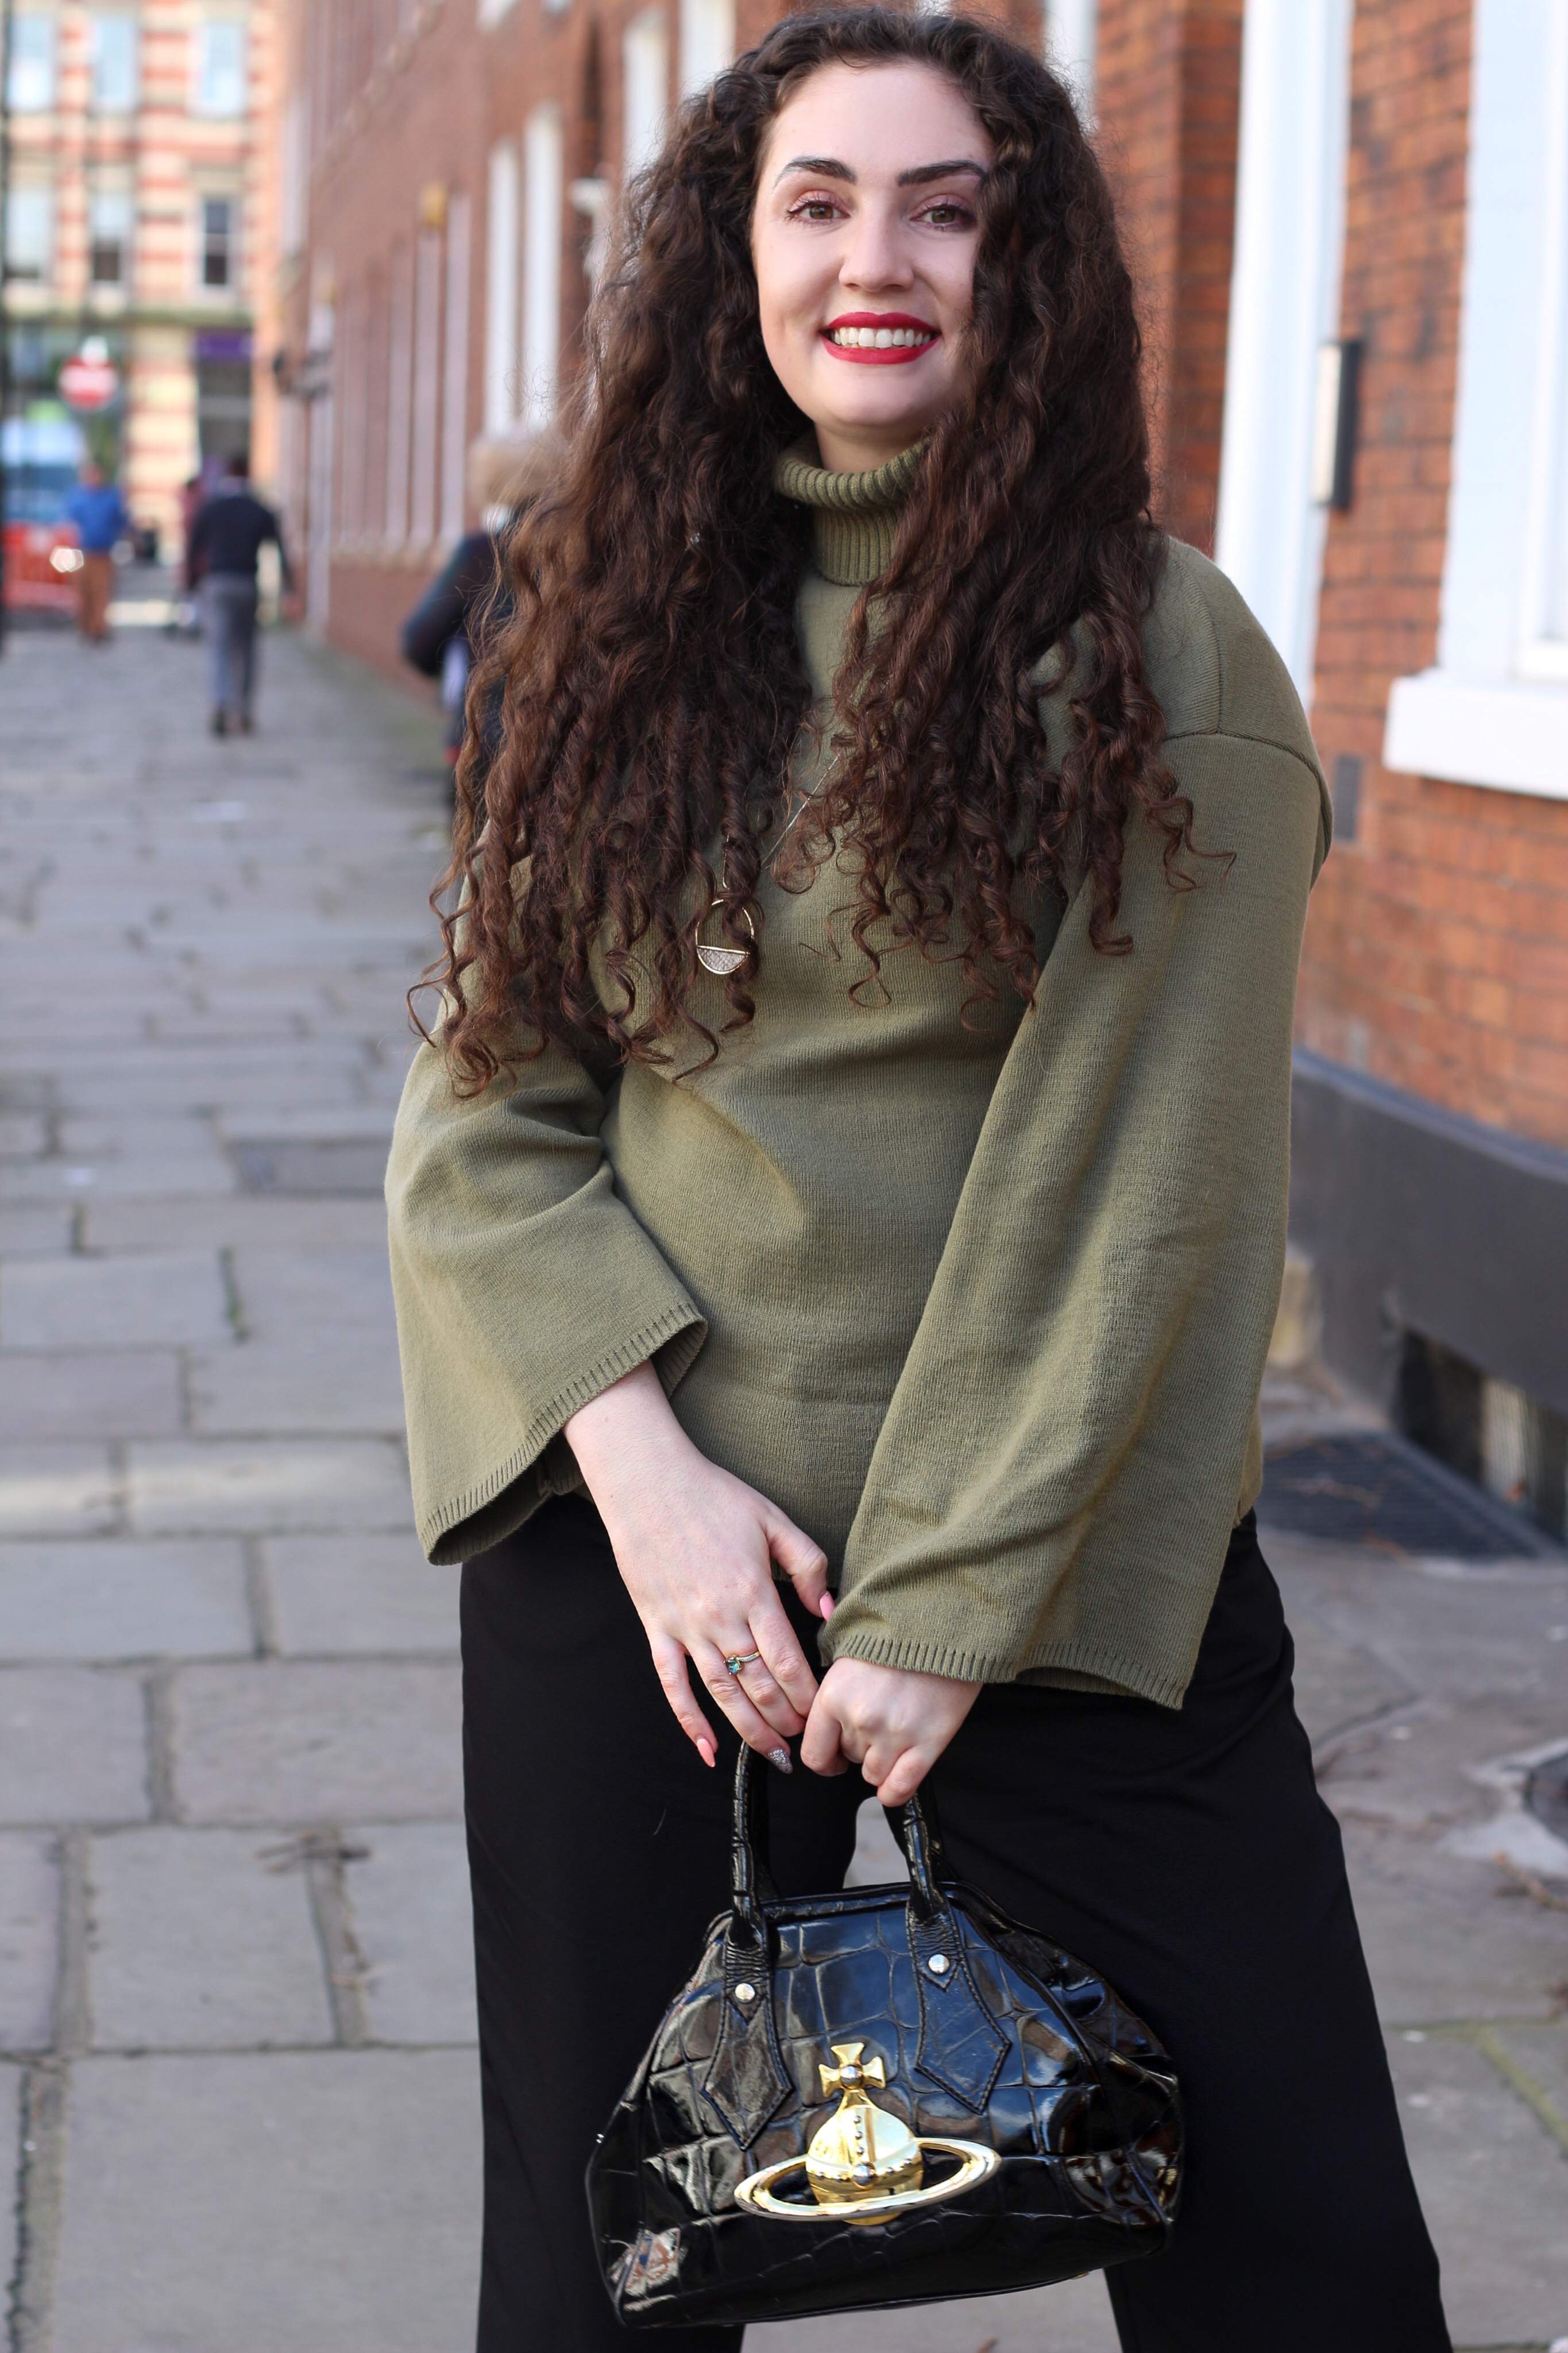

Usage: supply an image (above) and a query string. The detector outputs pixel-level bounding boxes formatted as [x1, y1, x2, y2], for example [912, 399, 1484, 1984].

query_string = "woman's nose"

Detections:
[839, 208, 913, 292]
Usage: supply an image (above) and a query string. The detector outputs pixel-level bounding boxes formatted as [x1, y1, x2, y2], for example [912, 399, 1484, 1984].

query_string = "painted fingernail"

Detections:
[697, 1738, 716, 1769]
[820, 1594, 835, 1619]
[768, 1746, 793, 1775]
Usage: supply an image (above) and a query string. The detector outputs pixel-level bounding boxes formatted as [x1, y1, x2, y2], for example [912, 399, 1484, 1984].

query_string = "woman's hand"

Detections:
[563, 1363, 832, 1768]
[802, 1660, 982, 1807]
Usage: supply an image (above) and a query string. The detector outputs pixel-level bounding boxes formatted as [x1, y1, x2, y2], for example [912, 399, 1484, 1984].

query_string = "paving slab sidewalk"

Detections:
[0, 622, 1562, 2352]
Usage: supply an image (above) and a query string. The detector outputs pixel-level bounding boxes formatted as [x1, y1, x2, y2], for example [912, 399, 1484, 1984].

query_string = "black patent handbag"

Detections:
[587, 1746, 1183, 2327]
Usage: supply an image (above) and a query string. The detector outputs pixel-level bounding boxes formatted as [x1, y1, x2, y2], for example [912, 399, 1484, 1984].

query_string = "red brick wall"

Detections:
[1095, 0, 1245, 554]
[1299, 1, 1568, 1151]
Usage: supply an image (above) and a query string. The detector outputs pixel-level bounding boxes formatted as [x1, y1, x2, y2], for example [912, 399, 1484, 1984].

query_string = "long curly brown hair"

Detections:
[434, 5, 1197, 1089]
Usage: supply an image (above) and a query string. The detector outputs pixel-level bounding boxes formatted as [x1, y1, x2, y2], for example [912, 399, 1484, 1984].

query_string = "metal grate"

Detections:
[1259, 1432, 1562, 1559]
[232, 1138, 390, 1198]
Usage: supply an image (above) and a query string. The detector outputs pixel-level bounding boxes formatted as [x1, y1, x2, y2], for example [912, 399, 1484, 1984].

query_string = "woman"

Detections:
[387, 12, 1450, 2350]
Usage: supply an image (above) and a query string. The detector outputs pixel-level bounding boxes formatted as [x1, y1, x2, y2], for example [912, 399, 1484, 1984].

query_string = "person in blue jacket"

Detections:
[63, 461, 132, 641]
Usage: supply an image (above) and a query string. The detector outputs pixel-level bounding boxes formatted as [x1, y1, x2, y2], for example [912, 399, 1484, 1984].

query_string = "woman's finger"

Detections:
[873, 1743, 935, 1808]
[743, 1594, 820, 1722]
[731, 1654, 806, 1740]
[800, 1682, 852, 1777]
[767, 1511, 832, 1620]
[695, 1642, 797, 1764]
[650, 1635, 718, 1766]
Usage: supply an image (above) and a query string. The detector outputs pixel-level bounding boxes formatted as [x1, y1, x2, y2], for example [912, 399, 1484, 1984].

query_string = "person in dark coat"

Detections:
[400, 431, 560, 794]
[401, 530, 504, 769]
[185, 456, 295, 736]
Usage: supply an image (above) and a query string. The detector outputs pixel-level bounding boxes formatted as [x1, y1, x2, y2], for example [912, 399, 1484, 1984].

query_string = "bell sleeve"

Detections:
[821, 592, 1331, 1707]
[386, 1030, 705, 1563]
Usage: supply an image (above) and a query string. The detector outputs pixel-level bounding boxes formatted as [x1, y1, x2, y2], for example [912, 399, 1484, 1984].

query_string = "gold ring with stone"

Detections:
[725, 1650, 762, 1677]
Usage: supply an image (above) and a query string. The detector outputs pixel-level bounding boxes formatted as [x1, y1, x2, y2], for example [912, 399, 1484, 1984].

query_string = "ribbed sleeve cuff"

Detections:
[417, 1305, 705, 1563]
[818, 1625, 1191, 1711]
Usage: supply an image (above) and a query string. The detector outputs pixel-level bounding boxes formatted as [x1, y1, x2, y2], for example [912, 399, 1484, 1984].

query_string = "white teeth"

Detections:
[829, 325, 933, 348]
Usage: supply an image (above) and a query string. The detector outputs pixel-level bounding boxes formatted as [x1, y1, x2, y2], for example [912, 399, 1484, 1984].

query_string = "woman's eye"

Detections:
[787, 197, 842, 223]
[920, 201, 975, 229]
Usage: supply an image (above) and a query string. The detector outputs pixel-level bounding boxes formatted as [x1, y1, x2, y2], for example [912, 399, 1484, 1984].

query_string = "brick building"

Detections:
[3, 0, 276, 554]
[268, 0, 1567, 1538]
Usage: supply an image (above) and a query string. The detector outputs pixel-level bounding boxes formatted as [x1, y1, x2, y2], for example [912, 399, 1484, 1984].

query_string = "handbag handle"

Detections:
[712, 1746, 1009, 2134]
[729, 1745, 951, 1933]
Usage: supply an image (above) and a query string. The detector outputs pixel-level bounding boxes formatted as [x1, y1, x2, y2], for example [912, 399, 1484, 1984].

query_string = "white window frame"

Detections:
[88, 185, 133, 286]
[1384, 0, 1568, 799]
[90, 13, 139, 114]
[196, 192, 239, 298]
[5, 183, 55, 283]
[623, 10, 669, 180]
[522, 104, 563, 431]
[679, 0, 733, 100]
[484, 140, 520, 432]
[192, 17, 248, 119]
[441, 190, 473, 546]
[1213, 0, 1355, 705]
[1042, 0, 1098, 117]
[7, 16, 58, 113]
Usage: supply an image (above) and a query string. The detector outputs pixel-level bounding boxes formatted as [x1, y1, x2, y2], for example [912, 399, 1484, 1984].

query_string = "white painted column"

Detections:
[484, 141, 520, 433]
[1214, 0, 1355, 703]
[441, 191, 472, 546]
[522, 105, 563, 431]
[307, 394, 334, 628]
[623, 10, 670, 177]
[384, 243, 414, 548]
[679, 0, 733, 99]
[1043, 0, 1098, 114]
[410, 226, 443, 549]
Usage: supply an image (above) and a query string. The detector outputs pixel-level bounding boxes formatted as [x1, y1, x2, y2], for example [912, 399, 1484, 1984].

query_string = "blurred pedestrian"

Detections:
[400, 433, 559, 786]
[62, 459, 131, 642]
[185, 456, 295, 737]
[387, 13, 1452, 2353]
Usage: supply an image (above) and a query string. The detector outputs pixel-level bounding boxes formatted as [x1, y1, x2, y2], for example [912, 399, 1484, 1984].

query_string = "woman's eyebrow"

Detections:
[897, 159, 988, 186]
[772, 155, 855, 186]
[771, 154, 989, 191]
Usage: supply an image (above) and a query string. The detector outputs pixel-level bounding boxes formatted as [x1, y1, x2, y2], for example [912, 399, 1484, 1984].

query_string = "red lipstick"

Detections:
[822, 311, 940, 366]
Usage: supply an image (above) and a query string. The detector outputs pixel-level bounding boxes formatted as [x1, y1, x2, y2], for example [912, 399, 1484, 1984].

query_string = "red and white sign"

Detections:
[57, 356, 121, 411]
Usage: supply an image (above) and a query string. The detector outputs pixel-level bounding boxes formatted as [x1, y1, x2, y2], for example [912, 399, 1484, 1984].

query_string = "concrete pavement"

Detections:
[0, 618, 1562, 2350]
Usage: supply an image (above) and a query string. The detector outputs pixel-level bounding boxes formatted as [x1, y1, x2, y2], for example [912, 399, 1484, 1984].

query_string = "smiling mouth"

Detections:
[823, 315, 939, 365]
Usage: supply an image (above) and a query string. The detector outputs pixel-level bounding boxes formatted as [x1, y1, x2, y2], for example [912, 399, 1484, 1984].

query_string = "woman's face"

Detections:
[752, 60, 994, 475]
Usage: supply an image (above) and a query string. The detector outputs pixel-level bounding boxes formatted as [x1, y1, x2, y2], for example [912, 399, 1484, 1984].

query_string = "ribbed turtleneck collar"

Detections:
[773, 435, 923, 587]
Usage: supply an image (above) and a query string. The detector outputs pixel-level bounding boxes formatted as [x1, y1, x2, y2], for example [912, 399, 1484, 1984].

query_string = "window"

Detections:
[678, 0, 733, 99]
[90, 190, 133, 286]
[622, 11, 669, 180]
[1043, 0, 1098, 110]
[6, 16, 56, 111]
[5, 188, 55, 284]
[200, 197, 235, 291]
[522, 105, 563, 429]
[1382, 0, 1568, 799]
[90, 15, 138, 112]
[195, 20, 246, 117]
[484, 141, 520, 433]
[1214, 0, 1355, 702]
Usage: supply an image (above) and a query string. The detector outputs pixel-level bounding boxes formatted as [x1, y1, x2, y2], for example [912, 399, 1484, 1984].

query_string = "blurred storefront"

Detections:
[2, 1, 276, 567]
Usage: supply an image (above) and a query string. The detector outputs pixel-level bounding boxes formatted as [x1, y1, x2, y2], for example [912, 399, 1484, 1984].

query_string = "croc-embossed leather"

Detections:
[588, 1750, 1183, 2326]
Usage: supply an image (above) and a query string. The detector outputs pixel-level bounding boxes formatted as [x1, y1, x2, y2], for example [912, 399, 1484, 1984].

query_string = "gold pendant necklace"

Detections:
[696, 749, 843, 977]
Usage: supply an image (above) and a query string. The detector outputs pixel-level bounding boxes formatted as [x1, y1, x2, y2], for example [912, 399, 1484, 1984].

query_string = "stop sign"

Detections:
[58, 355, 120, 411]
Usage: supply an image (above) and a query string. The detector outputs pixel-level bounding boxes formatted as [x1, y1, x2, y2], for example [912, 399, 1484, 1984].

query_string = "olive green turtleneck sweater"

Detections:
[385, 442, 1329, 1708]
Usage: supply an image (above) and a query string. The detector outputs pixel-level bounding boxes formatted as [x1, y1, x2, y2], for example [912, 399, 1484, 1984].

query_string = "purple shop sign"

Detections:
[194, 329, 253, 363]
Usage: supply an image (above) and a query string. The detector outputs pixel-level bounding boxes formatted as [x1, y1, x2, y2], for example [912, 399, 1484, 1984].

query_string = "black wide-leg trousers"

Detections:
[461, 1496, 1449, 2353]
